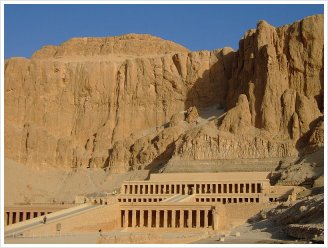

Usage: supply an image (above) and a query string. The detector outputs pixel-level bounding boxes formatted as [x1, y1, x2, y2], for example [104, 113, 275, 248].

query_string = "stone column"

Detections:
[216, 184, 219, 194]
[8, 212, 13, 225]
[204, 210, 208, 228]
[172, 210, 176, 228]
[156, 210, 160, 228]
[188, 210, 192, 228]
[132, 210, 136, 228]
[180, 210, 184, 228]
[4, 212, 8, 226]
[124, 210, 129, 227]
[210, 184, 213, 194]
[140, 210, 144, 227]
[212, 208, 218, 230]
[9, 212, 14, 225]
[196, 209, 201, 228]
[164, 210, 168, 228]
[23, 212, 27, 221]
[148, 210, 152, 227]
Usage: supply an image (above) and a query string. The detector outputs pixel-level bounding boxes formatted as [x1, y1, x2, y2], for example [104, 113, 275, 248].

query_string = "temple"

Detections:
[5, 172, 301, 235]
[116, 172, 299, 230]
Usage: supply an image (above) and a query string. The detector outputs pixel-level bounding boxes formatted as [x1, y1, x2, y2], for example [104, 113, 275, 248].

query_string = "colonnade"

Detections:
[120, 208, 213, 229]
[118, 196, 167, 203]
[195, 196, 260, 204]
[5, 211, 50, 226]
[122, 182, 263, 195]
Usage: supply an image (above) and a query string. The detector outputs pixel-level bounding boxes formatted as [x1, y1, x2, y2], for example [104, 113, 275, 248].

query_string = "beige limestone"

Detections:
[5, 35, 229, 169]
[185, 106, 199, 124]
[225, 15, 323, 140]
[32, 34, 190, 58]
[219, 94, 252, 134]
[4, 15, 324, 173]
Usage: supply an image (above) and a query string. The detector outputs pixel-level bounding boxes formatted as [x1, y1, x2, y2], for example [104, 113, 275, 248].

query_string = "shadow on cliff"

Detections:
[184, 50, 235, 118]
[142, 51, 235, 173]
[295, 116, 323, 153]
[145, 51, 235, 173]
[144, 142, 176, 174]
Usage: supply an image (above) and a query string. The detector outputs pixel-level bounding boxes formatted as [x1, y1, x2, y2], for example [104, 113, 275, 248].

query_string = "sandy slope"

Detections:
[4, 158, 149, 205]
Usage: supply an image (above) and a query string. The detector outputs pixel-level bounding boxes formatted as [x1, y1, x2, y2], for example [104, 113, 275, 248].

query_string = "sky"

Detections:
[4, 4, 324, 58]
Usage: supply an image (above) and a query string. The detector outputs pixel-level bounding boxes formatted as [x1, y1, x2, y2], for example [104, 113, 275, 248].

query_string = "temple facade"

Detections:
[117, 172, 299, 230]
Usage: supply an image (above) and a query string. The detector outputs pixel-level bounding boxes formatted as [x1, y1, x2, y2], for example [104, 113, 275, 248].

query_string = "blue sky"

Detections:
[4, 4, 324, 58]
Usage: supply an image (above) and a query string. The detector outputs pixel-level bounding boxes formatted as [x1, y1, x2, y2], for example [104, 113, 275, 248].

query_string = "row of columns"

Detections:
[196, 197, 260, 204]
[118, 197, 165, 203]
[121, 209, 213, 229]
[5, 211, 50, 226]
[123, 183, 262, 195]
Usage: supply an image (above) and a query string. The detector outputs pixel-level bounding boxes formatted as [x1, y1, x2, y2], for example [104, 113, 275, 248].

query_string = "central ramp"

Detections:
[161, 194, 193, 203]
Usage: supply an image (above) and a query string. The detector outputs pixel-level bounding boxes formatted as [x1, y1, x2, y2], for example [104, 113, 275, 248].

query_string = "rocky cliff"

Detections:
[5, 15, 324, 172]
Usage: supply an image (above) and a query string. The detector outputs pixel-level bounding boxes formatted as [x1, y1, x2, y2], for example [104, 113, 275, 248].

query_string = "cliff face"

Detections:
[4, 15, 324, 171]
[170, 14, 324, 163]
[5, 34, 231, 168]
[226, 15, 323, 139]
